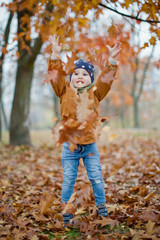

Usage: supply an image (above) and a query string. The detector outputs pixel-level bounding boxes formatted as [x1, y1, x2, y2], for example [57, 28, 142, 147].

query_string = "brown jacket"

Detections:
[48, 59, 117, 145]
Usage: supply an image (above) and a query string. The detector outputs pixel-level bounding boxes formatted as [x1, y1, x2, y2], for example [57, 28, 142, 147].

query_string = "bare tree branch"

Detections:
[131, 56, 139, 99]
[99, 3, 160, 24]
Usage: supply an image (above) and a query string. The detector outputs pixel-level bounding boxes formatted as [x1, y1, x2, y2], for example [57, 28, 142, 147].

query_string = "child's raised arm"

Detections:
[49, 35, 62, 59]
[107, 42, 121, 64]
[94, 42, 121, 101]
[47, 35, 66, 98]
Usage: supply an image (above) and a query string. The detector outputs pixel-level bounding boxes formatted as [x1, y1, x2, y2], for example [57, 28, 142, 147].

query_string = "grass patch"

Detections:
[65, 228, 81, 239]
[103, 223, 130, 234]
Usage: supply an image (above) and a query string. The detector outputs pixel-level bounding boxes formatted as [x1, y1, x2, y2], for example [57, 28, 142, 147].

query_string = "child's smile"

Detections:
[71, 68, 91, 88]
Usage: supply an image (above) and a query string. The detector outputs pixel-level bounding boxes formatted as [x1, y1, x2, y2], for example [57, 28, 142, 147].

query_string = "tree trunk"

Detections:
[1, 99, 8, 130]
[131, 46, 154, 128]
[9, 3, 43, 146]
[133, 97, 139, 128]
[9, 57, 34, 145]
[120, 106, 125, 128]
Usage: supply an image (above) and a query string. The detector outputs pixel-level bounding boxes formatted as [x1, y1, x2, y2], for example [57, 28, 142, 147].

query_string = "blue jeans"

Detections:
[62, 142, 106, 206]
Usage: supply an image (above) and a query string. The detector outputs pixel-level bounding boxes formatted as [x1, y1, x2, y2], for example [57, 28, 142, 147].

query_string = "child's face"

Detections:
[71, 68, 91, 88]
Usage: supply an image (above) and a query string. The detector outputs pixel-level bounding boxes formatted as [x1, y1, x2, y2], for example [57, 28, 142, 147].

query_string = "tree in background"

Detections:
[0, 11, 13, 141]
[9, 1, 54, 145]
[131, 46, 155, 127]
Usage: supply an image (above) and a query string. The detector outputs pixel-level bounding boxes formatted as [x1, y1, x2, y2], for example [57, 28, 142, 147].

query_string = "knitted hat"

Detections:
[70, 59, 94, 83]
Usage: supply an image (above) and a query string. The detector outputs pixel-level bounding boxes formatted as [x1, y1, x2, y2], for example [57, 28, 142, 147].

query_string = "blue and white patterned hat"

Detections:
[70, 59, 94, 83]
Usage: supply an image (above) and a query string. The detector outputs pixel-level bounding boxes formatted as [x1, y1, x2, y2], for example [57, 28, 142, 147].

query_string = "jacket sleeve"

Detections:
[48, 58, 66, 98]
[94, 62, 117, 102]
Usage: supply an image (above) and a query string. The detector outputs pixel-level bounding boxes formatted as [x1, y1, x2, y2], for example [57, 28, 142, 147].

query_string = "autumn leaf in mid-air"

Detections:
[100, 69, 116, 83]
[149, 36, 156, 45]
[100, 116, 111, 123]
[108, 25, 118, 39]
[43, 70, 58, 85]
[54, 118, 85, 146]
[108, 133, 117, 141]
[64, 51, 79, 75]
[141, 42, 149, 49]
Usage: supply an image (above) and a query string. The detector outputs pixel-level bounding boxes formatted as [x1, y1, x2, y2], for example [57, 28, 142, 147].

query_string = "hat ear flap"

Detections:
[70, 72, 73, 81]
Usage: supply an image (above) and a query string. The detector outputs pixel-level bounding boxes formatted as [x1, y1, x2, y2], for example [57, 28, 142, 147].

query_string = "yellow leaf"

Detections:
[102, 125, 110, 133]
[52, 0, 57, 4]
[64, 227, 71, 231]
[31, 235, 39, 240]
[149, 36, 156, 45]
[15, 195, 19, 200]
[108, 133, 117, 141]
[91, 0, 99, 7]
[123, 0, 132, 9]
[75, 207, 87, 215]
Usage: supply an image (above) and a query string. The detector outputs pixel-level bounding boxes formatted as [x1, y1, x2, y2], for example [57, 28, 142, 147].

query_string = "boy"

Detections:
[47, 36, 121, 225]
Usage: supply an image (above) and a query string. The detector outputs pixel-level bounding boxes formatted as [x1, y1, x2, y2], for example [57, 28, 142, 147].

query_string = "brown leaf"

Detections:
[39, 193, 54, 215]
[54, 221, 64, 231]
[93, 217, 119, 228]
[140, 211, 159, 223]
[146, 220, 156, 234]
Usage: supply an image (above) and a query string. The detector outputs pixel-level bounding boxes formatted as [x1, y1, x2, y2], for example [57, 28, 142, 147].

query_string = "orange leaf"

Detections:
[141, 42, 149, 49]
[43, 70, 58, 85]
[16, 51, 20, 59]
[108, 25, 118, 39]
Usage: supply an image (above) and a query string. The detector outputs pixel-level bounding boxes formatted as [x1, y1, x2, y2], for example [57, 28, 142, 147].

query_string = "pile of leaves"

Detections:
[0, 134, 160, 240]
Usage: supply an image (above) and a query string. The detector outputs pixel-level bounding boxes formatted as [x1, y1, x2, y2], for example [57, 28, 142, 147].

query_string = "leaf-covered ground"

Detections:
[0, 131, 160, 240]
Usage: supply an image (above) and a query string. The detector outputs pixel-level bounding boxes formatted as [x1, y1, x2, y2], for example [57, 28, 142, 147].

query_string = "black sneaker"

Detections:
[63, 213, 74, 225]
[97, 203, 108, 217]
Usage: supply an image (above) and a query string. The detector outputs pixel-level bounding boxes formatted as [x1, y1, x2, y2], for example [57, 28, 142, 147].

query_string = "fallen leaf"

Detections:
[146, 220, 155, 234]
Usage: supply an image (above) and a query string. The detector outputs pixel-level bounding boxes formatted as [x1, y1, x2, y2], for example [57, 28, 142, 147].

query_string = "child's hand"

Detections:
[106, 42, 121, 61]
[49, 35, 62, 59]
